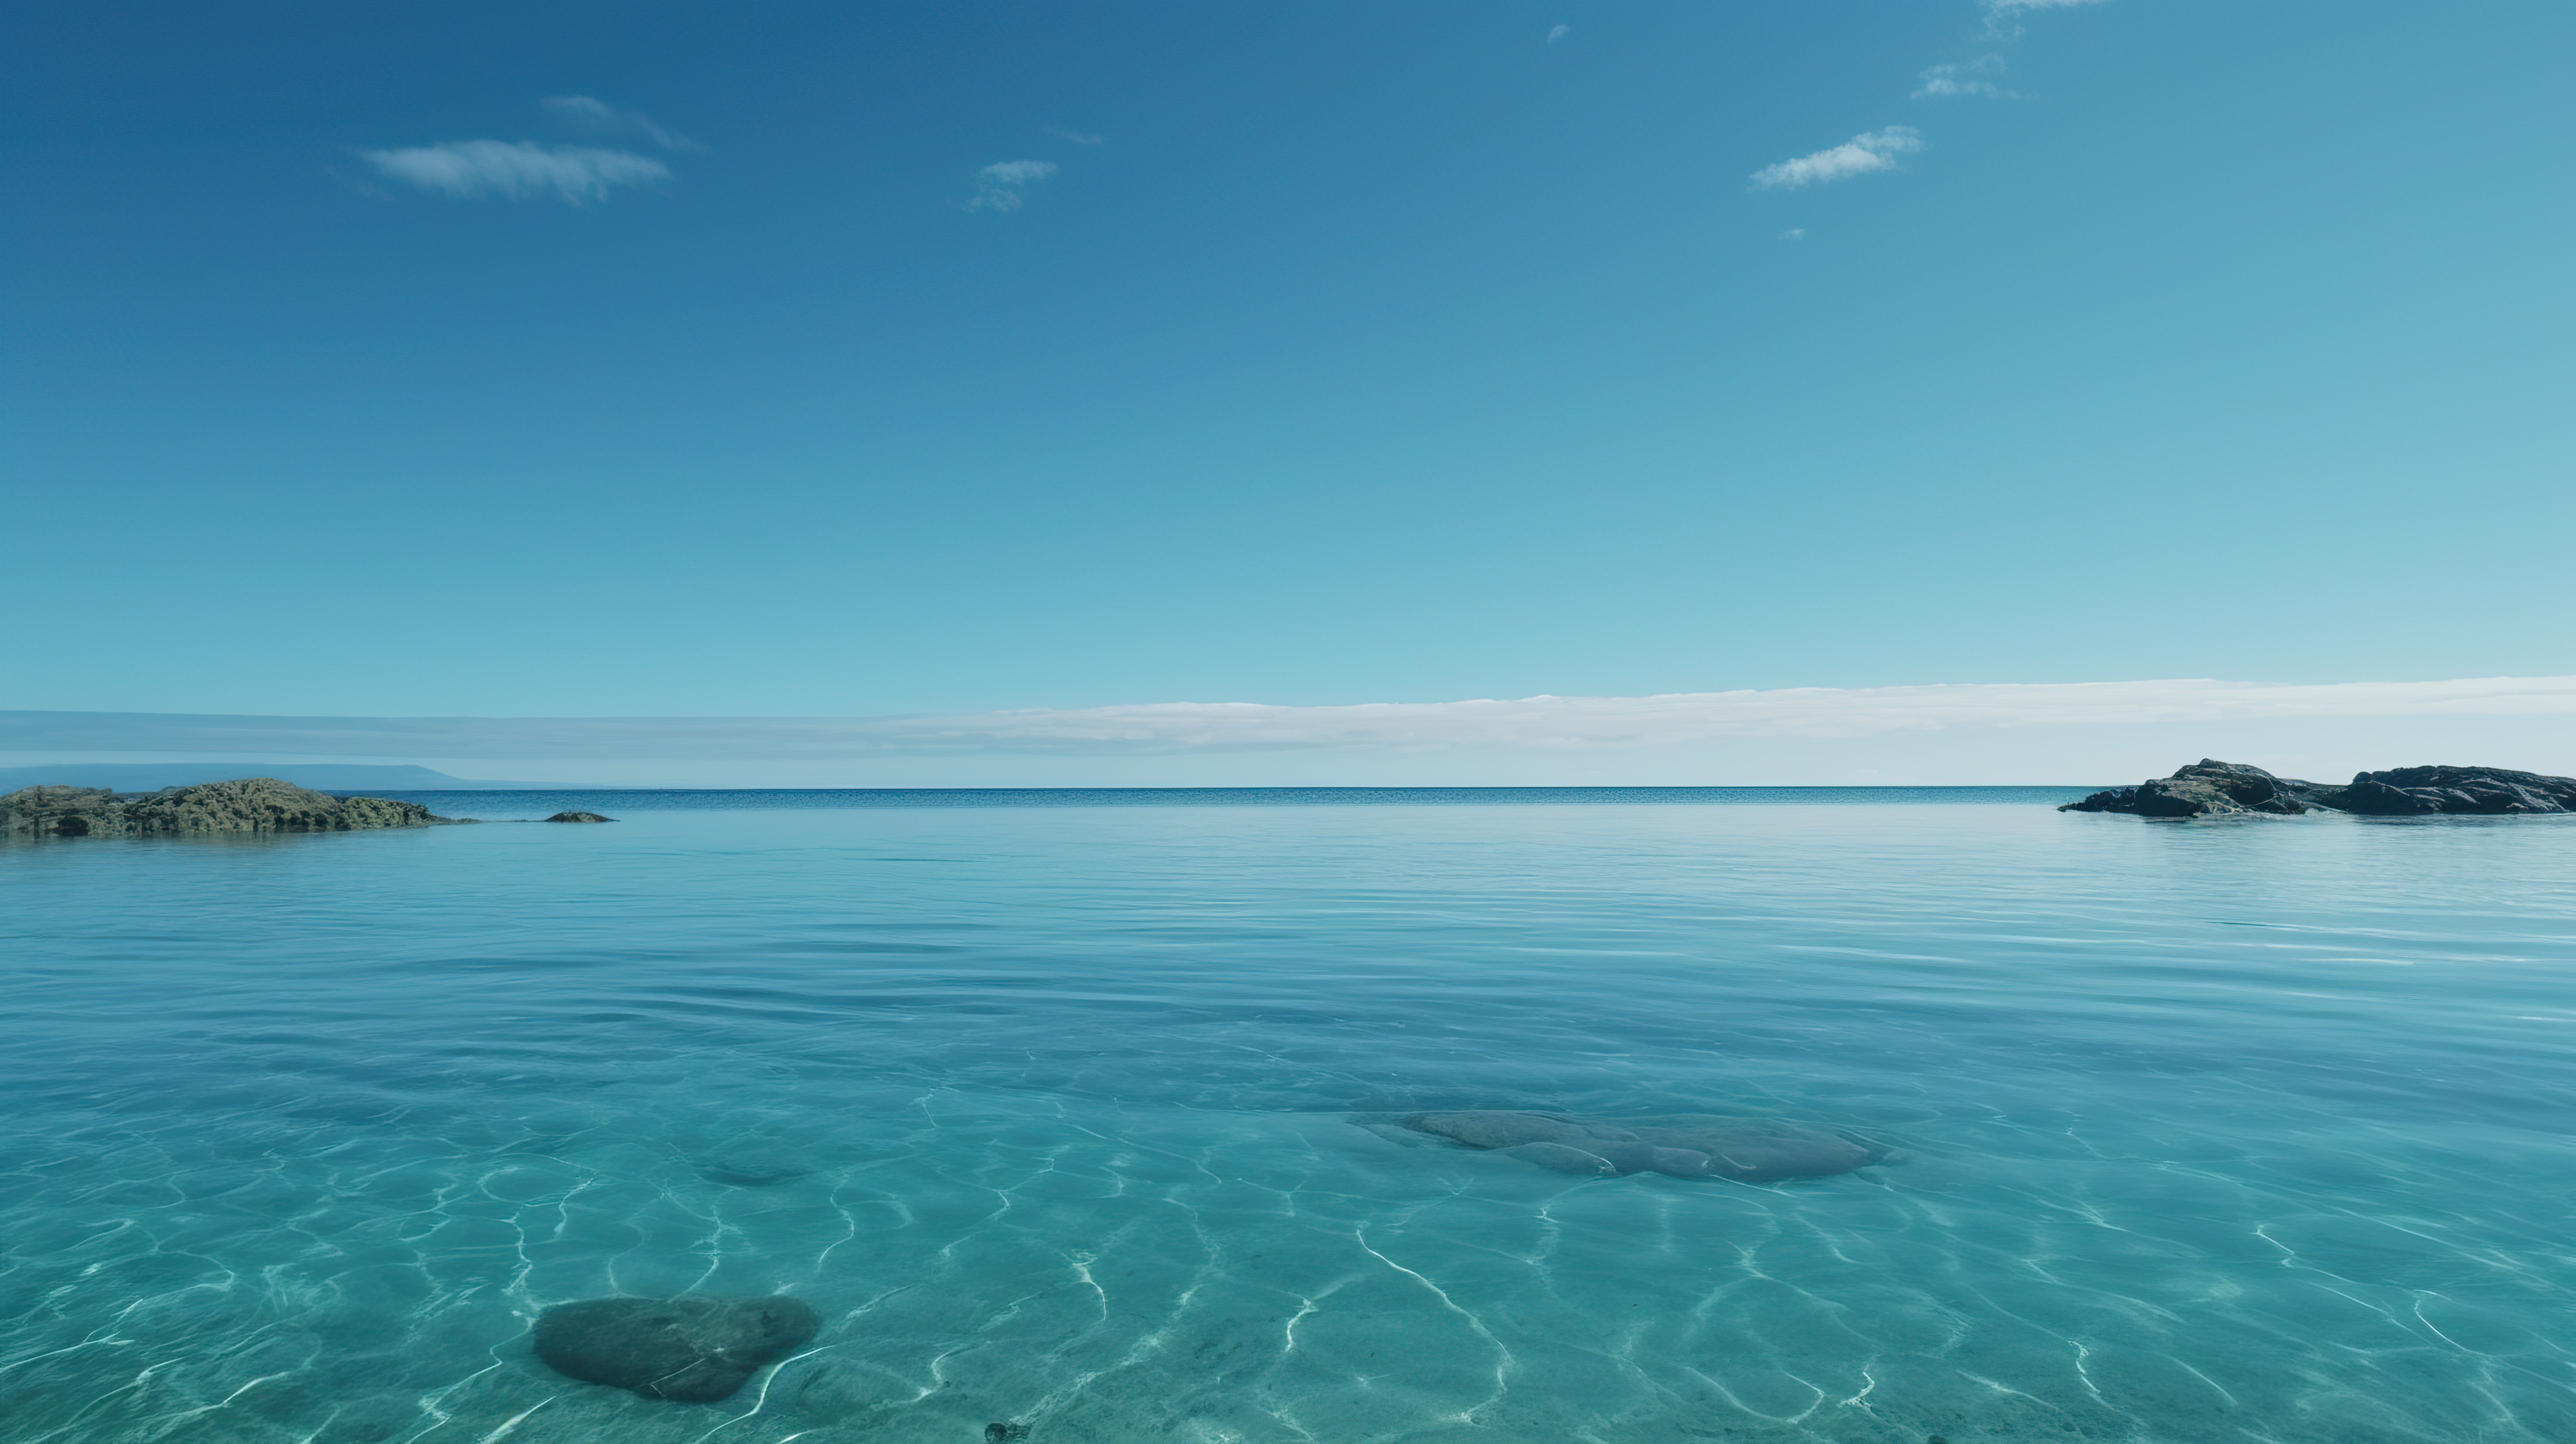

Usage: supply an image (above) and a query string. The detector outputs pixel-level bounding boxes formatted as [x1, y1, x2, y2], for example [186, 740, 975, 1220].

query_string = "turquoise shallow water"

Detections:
[4, 790, 2572, 1443]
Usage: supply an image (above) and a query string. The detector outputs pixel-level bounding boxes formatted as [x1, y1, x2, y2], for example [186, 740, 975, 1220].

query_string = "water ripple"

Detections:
[4, 801, 2572, 1441]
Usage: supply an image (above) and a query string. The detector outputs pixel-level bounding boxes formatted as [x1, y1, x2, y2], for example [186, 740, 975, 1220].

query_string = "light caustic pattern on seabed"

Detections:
[3, 802, 2574, 1442]
[7, 1084, 2569, 1444]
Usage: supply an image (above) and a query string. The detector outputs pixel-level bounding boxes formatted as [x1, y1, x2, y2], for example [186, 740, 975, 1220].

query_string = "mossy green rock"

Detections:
[0, 776, 452, 837]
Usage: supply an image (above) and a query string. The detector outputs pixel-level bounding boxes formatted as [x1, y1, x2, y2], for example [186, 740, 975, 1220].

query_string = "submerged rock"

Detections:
[1501, 1140, 1622, 1176]
[1391, 1110, 1887, 1183]
[693, 1141, 812, 1187]
[544, 810, 616, 823]
[2062, 760, 2576, 818]
[531, 1295, 820, 1402]
[0, 777, 453, 838]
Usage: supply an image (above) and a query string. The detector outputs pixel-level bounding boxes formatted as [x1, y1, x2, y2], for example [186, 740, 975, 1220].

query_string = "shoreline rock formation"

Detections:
[2063, 760, 2576, 818]
[1378, 1110, 1892, 1183]
[0, 777, 459, 837]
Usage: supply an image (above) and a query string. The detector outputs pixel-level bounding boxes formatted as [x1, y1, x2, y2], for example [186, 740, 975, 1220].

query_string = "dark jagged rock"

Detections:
[2063, 760, 2576, 818]
[2336, 765, 2576, 815]
[0, 777, 454, 838]
[2062, 760, 2327, 817]
[531, 1295, 820, 1402]
[1388, 1110, 1888, 1183]
[544, 811, 616, 823]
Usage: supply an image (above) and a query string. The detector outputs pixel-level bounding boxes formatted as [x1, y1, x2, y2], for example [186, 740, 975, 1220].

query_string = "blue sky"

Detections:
[5, 1, 2572, 782]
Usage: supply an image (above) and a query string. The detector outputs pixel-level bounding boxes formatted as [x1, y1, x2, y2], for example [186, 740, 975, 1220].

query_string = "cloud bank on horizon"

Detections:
[10, 677, 2576, 762]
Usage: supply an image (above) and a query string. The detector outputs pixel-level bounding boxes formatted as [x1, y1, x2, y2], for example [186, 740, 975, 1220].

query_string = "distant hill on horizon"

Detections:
[0, 763, 574, 793]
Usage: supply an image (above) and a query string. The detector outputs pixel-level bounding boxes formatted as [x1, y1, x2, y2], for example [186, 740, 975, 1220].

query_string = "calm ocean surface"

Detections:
[5, 789, 2572, 1443]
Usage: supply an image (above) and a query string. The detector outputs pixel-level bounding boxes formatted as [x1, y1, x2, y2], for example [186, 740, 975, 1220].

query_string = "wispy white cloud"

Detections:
[1913, 55, 2009, 100]
[541, 95, 703, 152]
[359, 140, 670, 203]
[15, 678, 2576, 762]
[1045, 126, 1105, 146]
[967, 159, 1059, 212]
[1780, 228, 1805, 240]
[1547, 24, 1569, 44]
[1982, 0, 2111, 37]
[1749, 126, 1923, 191]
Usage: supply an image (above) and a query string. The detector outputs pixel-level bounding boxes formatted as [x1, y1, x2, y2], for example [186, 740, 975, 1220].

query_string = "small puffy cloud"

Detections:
[1780, 228, 1805, 240]
[967, 159, 1059, 212]
[1748, 126, 1923, 191]
[1914, 55, 2009, 100]
[1046, 126, 1105, 145]
[359, 140, 670, 203]
[1547, 24, 1569, 43]
[541, 95, 703, 152]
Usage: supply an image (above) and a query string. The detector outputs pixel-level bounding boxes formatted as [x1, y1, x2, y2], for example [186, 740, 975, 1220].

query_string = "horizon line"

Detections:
[8, 674, 2576, 760]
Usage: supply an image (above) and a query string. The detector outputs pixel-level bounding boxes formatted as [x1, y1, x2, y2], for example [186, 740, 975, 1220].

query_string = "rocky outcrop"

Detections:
[2063, 760, 2576, 818]
[531, 1296, 820, 1402]
[2061, 760, 2331, 817]
[543, 810, 615, 823]
[2332, 765, 2576, 815]
[0, 777, 455, 837]
[1384, 1110, 1891, 1183]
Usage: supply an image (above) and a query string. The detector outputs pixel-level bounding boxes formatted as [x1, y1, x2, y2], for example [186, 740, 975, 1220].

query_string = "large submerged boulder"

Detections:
[1389, 1110, 1888, 1183]
[531, 1295, 820, 1402]
[0, 777, 454, 837]
[2061, 760, 2576, 818]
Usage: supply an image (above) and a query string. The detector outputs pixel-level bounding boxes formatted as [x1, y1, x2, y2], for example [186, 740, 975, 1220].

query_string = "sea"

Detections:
[4, 787, 2571, 1444]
